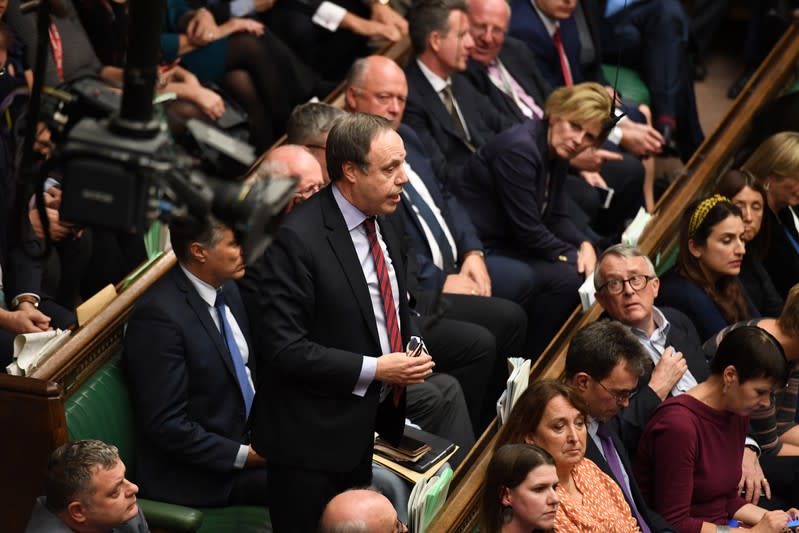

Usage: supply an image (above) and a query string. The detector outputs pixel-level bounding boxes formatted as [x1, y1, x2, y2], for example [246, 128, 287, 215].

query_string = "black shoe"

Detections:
[657, 123, 681, 159]
[727, 68, 754, 100]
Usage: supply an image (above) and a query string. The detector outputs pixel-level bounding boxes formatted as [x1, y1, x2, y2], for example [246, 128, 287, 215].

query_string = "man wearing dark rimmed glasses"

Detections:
[593, 244, 769, 507]
[565, 320, 675, 533]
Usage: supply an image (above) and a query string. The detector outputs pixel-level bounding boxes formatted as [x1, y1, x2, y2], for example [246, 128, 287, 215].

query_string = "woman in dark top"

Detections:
[635, 326, 795, 533]
[715, 169, 783, 316]
[451, 81, 608, 356]
[742, 131, 799, 298]
[658, 195, 758, 342]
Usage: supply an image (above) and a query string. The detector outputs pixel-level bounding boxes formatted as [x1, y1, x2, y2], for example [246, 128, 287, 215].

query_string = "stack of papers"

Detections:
[6, 329, 72, 376]
[407, 464, 453, 533]
[496, 357, 531, 427]
[579, 275, 596, 311]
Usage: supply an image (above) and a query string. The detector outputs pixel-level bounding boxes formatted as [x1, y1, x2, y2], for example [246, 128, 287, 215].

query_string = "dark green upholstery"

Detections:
[63, 354, 270, 533]
[601, 64, 651, 106]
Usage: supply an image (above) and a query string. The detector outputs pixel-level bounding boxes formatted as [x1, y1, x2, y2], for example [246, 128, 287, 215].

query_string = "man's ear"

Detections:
[189, 242, 207, 264]
[66, 500, 89, 524]
[429, 30, 442, 54]
[571, 372, 591, 392]
[650, 275, 660, 298]
[341, 161, 360, 184]
[344, 86, 358, 112]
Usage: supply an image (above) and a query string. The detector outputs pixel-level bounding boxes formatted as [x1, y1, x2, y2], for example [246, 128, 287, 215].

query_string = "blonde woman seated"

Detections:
[481, 443, 560, 533]
[494, 381, 641, 532]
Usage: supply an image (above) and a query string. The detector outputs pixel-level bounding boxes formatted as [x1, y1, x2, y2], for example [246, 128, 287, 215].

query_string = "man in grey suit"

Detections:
[25, 440, 149, 533]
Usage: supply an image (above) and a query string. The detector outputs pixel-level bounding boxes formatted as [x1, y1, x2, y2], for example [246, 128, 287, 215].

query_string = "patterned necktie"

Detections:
[214, 288, 255, 418]
[440, 85, 476, 152]
[363, 217, 403, 407]
[552, 27, 573, 86]
[596, 422, 651, 533]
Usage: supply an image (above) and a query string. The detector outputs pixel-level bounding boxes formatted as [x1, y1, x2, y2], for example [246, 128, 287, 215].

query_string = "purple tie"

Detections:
[596, 422, 651, 533]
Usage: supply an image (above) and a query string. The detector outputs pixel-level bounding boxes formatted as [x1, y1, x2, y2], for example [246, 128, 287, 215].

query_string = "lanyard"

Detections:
[48, 23, 64, 82]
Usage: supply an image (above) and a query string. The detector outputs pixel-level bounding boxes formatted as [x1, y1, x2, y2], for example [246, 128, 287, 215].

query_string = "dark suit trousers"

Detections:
[759, 454, 799, 509]
[267, 446, 372, 533]
[485, 254, 581, 358]
[229, 467, 268, 506]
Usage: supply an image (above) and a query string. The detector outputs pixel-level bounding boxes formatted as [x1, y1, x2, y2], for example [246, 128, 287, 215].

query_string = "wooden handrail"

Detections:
[425, 22, 799, 533]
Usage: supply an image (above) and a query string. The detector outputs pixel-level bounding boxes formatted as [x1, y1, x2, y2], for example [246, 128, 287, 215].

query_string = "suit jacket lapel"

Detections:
[174, 268, 240, 382]
[321, 188, 383, 349]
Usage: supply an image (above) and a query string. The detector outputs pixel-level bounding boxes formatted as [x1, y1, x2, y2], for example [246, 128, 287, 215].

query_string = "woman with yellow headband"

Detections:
[657, 195, 758, 342]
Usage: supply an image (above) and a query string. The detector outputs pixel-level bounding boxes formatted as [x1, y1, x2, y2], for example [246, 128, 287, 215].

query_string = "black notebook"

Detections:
[375, 426, 457, 474]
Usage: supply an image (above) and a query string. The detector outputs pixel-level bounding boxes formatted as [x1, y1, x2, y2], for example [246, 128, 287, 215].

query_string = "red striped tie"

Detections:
[363, 217, 404, 406]
[553, 28, 573, 86]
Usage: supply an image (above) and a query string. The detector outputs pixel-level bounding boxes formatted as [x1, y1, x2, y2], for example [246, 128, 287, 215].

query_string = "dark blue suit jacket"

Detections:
[397, 124, 483, 291]
[402, 61, 514, 186]
[508, 0, 604, 88]
[124, 266, 254, 506]
[452, 119, 590, 263]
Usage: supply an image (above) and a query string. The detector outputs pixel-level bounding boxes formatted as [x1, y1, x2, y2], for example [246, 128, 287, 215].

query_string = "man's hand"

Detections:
[576, 241, 596, 278]
[459, 253, 491, 296]
[442, 273, 481, 296]
[0, 307, 51, 334]
[375, 352, 434, 385]
[647, 346, 688, 400]
[370, 3, 408, 36]
[579, 170, 608, 189]
[570, 147, 623, 172]
[618, 121, 664, 158]
[245, 445, 267, 468]
[221, 18, 265, 37]
[740, 447, 770, 505]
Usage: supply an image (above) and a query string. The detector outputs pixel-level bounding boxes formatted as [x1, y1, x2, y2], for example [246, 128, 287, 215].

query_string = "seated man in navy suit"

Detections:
[564, 321, 675, 533]
[403, 0, 515, 186]
[124, 217, 267, 507]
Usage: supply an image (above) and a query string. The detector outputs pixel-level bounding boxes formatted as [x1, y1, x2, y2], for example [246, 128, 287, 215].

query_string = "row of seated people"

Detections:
[0, 0, 736, 367]
[5, 3, 794, 533]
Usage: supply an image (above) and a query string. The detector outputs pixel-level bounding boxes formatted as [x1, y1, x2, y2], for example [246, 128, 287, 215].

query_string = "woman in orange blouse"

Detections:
[494, 381, 640, 533]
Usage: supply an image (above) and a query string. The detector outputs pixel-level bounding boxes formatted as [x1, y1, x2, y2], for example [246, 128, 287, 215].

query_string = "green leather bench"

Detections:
[601, 64, 651, 107]
[64, 354, 271, 533]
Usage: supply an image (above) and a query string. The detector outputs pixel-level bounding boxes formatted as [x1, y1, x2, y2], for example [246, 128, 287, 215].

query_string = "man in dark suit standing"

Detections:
[403, 0, 514, 186]
[240, 113, 435, 533]
[344, 54, 527, 429]
[564, 321, 675, 533]
[124, 218, 267, 508]
[592, 244, 768, 499]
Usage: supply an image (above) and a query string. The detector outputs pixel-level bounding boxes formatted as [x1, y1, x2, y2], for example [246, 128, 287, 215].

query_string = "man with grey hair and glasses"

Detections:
[593, 244, 768, 504]
[25, 439, 149, 533]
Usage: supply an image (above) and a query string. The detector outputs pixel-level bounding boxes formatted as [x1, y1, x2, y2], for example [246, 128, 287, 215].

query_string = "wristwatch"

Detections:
[11, 293, 40, 309]
[463, 250, 485, 259]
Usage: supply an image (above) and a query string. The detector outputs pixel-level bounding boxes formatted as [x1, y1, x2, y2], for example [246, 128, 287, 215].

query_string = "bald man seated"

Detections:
[264, 144, 326, 212]
[319, 489, 407, 533]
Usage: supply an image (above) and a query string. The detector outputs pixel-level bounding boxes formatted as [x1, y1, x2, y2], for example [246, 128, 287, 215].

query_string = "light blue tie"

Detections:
[605, 0, 639, 17]
[215, 288, 254, 418]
